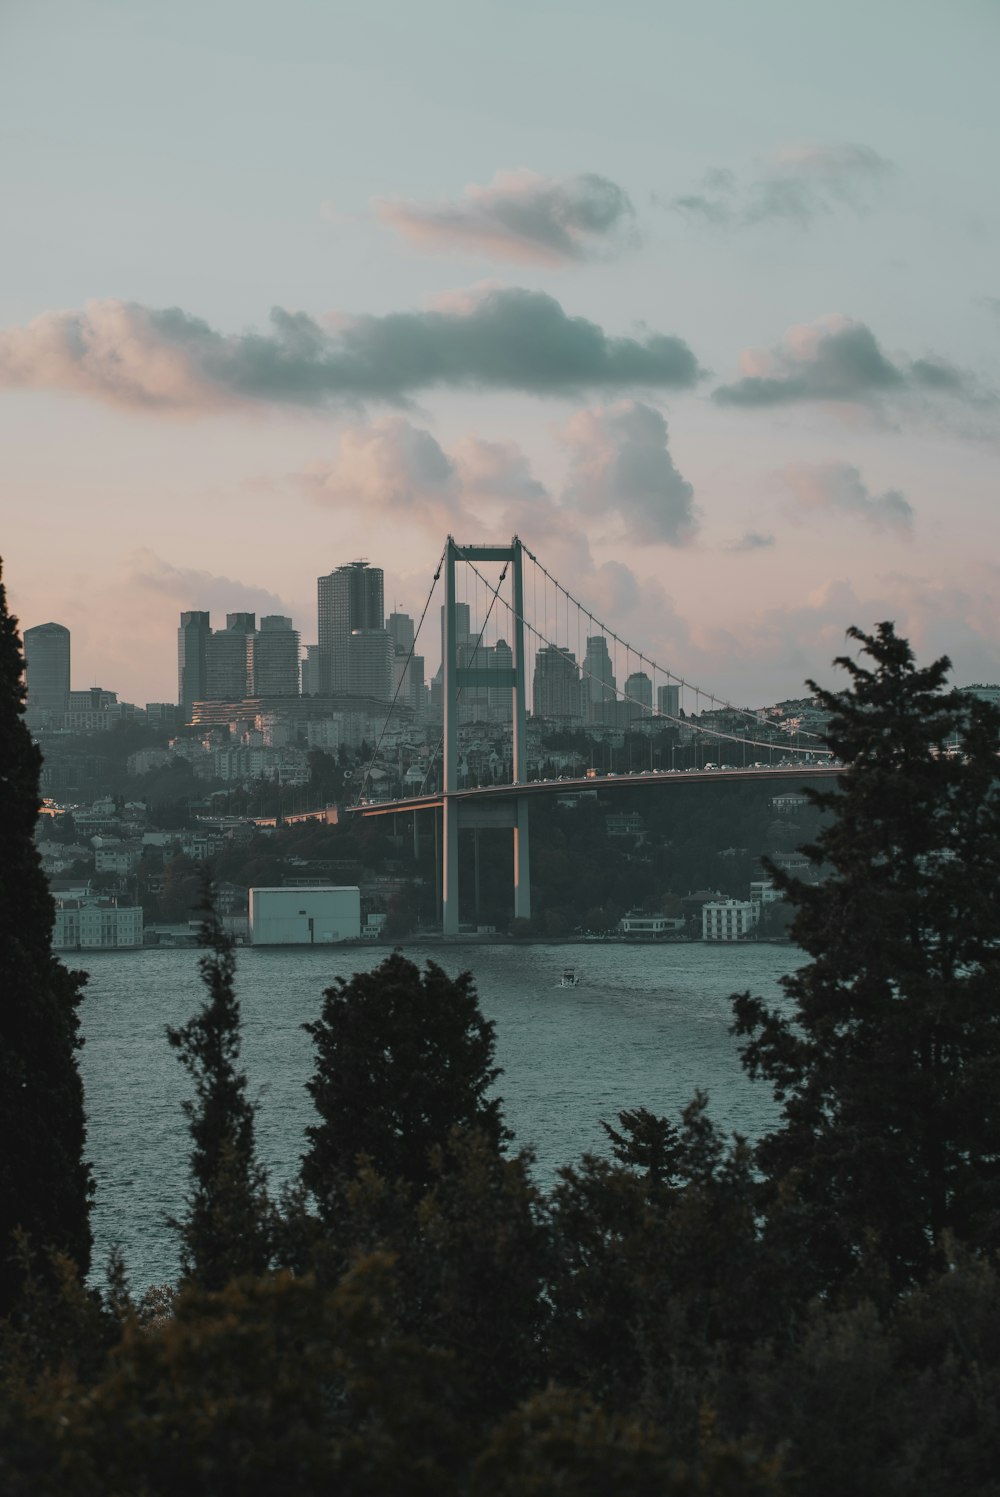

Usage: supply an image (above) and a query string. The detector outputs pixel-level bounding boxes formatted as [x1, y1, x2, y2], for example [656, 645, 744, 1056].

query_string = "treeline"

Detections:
[5, 554, 1000, 1494]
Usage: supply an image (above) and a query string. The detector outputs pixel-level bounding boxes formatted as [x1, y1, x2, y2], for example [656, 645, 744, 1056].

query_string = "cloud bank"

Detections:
[558, 401, 698, 545]
[0, 290, 701, 414]
[376, 168, 637, 265]
[672, 142, 894, 229]
[782, 463, 914, 534]
[296, 404, 697, 549]
[129, 551, 292, 616]
[713, 314, 983, 410]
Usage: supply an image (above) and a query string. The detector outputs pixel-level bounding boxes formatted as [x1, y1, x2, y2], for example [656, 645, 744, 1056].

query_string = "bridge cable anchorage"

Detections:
[459, 554, 832, 764]
[515, 539, 829, 746]
[356, 542, 448, 806]
[417, 550, 510, 798]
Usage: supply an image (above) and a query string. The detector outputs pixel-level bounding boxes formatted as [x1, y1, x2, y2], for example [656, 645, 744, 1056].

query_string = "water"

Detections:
[76, 941, 800, 1290]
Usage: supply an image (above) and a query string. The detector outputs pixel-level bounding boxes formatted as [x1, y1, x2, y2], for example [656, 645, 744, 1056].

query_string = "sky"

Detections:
[2, 0, 998, 707]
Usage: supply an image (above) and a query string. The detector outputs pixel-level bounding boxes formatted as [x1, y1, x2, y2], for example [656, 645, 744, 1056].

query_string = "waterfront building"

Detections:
[24, 621, 71, 722]
[702, 898, 759, 942]
[53, 898, 144, 950]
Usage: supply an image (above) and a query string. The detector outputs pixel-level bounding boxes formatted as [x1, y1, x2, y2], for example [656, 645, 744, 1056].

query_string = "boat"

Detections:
[558, 967, 581, 988]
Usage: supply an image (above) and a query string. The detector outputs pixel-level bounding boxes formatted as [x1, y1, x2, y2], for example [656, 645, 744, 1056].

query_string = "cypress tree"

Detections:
[302, 952, 510, 1219]
[0, 561, 92, 1313]
[734, 623, 1000, 1290]
[167, 897, 271, 1289]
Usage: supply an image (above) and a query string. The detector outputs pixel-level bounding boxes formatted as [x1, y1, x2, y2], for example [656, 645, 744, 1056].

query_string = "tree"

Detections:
[301, 953, 511, 1218]
[0, 561, 92, 1313]
[733, 623, 1000, 1292]
[167, 897, 271, 1289]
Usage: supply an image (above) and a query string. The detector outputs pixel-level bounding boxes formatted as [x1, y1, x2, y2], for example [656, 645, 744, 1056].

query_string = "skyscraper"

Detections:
[247, 615, 300, 696]
[205, 614, 254, 701]
[388, 610, 415, 655]
[348, 628, 393, 702]
[24, 622, 71, 722]
[177, 611, 211, 722]
[657, 683, 681, 718]
[582, 636, 616, 723]
[533, 645, 581, 721]
[317, 562, 384, 694]
[624, 671, 653, 723]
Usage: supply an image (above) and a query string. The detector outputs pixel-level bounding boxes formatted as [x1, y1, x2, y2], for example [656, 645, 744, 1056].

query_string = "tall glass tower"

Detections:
[24, 622, 71, 722]
[317, 561, 384, 695]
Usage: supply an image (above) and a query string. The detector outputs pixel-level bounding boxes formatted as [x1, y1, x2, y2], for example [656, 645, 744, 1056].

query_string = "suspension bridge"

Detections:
[343, 536, 839, 936]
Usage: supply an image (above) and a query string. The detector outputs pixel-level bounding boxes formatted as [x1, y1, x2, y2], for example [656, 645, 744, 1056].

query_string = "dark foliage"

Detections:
[0, 561, 92, 1313]
[167, 895, 271, 1289]
[301, 952, 511, 1219]
[734, 623, 1000, 1291]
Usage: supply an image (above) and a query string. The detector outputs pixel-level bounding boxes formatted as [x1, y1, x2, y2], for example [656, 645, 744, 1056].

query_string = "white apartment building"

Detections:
[702, 898, 759, 942]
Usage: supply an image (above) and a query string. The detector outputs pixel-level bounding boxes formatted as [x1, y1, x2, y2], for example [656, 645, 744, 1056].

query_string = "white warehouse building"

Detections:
[249, 886, 361, 946]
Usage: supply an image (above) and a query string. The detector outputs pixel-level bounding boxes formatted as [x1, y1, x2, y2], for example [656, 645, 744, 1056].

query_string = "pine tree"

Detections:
[0, 561, 92, 1314]
[734, 623, 1000, 1291]
[167, 897, 271, 1289]
[301, 952, 510, 1219]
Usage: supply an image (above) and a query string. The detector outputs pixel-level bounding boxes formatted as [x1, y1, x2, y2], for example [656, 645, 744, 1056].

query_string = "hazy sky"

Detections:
[3, 0, 998, 706]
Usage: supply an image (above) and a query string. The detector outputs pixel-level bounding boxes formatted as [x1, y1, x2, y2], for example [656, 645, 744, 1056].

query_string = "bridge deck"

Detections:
[348, 763, 840, 817]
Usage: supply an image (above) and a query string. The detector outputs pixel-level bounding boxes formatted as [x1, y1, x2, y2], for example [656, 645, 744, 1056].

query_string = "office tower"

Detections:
[317, 561, 384, 694]
[388, 610, 415, 655]
[657, 683, 681, 718]
[247, 615, 300, 696]
[625, 671, 653, 721]
[300, 643, 321, 695]
[490, 638, 513, 719]
[532, 645, 581, 721]
[582, 635, 616, 723]
[439, 601, 471, 677]
[392, 651, 426, 714]
[206, 614, 255, 701]
[24, 622, 71, 722]
[145, 702, 179, 731]
[177, 611, 211, 721]
[68, 688, 117, 710]
[348, 627, 393, 702]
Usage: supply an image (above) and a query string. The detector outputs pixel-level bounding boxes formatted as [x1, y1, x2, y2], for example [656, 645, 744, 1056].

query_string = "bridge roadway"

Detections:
[348, 762, 840, 818]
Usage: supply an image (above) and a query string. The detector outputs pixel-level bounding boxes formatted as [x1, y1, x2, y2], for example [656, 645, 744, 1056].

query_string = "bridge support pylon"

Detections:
[442, 535, 530, 934]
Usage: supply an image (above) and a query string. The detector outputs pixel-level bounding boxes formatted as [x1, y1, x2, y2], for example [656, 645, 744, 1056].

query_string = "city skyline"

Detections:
[3, 2, 998, 707]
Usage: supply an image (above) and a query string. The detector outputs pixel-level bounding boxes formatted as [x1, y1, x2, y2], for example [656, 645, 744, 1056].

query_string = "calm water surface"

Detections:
[77, 941, 801, 1289]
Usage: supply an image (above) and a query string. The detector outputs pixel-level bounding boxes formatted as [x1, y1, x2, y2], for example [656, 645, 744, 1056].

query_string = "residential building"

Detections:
[300, 643, 321, 695]
[24, 621, 71, 722]
[702, 898, 759, 942]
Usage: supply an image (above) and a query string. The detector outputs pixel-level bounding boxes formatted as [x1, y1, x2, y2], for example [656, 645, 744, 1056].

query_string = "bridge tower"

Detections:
[442, 536, 530, 936]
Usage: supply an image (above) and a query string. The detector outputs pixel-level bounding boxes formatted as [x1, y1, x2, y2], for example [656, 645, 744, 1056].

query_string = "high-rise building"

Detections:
[657, 683, 681, 719]
[348, 627, 393, 702]
[206, 614, 255, 701]
[300, 643, 321, 695]
[582, 636, 616, 723]
[24, 622, 71, 722]
[533, 645, 581, 721]
[388, 610, 415, 655]
[247, 616, 300, 696]
[178, 611, 211, 721]
[625, 671, 653, 722]
[490, 638, 513, 719]
[317, 562, 384, 694]
[439, 601, 471, 678]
